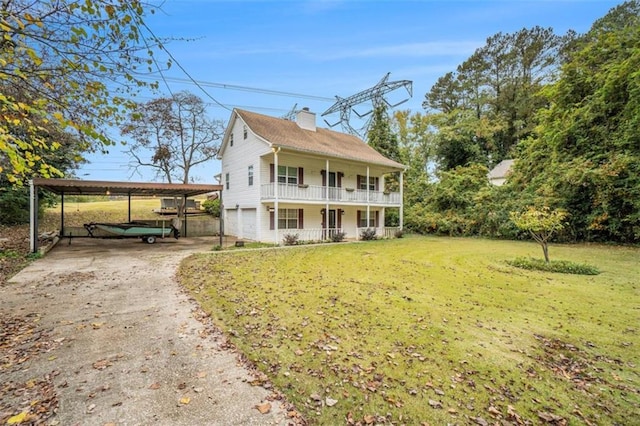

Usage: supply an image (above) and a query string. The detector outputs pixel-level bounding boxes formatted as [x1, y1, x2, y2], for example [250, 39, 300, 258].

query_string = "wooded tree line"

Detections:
[370, 1, 640, 243]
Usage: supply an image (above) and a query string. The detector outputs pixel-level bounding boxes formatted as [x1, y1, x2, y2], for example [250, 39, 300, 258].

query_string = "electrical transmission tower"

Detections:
[321, 73, 412, 138]
[281, 103, 298, 121]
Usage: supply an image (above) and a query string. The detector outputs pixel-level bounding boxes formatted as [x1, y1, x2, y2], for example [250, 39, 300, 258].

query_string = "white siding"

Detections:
[220, 115, 271, 238]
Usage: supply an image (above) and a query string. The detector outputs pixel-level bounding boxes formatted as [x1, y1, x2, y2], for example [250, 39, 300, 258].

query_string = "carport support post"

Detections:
[29, 179, 38, 253]
[127, 193, 131, 223]
[60, 192, 65, 238]
[183, 195, 188, 237]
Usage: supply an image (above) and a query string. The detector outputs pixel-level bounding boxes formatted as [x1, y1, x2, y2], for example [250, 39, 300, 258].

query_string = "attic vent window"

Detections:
[230, 133, 234, 146]
[243, 125, 247, 139]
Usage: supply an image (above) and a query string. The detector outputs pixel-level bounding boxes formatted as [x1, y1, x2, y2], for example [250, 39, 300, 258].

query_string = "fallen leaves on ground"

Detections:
[0, 310, 61, 425]
[0, 374, 58, 425]
[255, 402, 271, 414]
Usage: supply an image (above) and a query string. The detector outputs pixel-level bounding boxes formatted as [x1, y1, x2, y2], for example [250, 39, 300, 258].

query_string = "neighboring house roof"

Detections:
[221, 108, 405, 170]
[488, 159, 515, 185]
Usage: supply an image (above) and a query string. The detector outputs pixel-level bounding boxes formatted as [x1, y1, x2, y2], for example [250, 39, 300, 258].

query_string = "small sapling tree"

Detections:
[510, 206, 567, 263]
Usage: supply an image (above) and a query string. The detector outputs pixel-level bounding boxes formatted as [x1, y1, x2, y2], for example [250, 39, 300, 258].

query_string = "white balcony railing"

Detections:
[261, 183, 401, 205]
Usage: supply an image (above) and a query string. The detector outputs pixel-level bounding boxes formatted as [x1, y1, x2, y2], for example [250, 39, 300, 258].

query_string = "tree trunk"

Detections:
[542, 242, 550, 263]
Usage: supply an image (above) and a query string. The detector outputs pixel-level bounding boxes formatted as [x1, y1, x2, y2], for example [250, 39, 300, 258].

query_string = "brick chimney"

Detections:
[295, 107, 316, 132]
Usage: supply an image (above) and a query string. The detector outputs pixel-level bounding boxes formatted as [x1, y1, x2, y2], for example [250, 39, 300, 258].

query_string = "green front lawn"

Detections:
[178, 236, 640, 425]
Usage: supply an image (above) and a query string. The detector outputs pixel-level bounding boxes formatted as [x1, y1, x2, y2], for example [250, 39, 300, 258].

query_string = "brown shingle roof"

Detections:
[235, 109, 405, 170]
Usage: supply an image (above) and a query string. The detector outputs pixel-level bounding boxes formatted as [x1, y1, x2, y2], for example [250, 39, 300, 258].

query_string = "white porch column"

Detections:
[325, 159, 330, 230]
[366, 166, 370, 227]
[399, 171, 404, 230]
[273, 147, 280, 245]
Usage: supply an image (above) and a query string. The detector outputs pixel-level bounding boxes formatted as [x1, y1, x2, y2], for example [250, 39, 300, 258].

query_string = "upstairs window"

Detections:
[243, 125, 248, 139]
[278, 166, 298, 185]
[225, 172, 230, 190]
[230, 133, 234, 147]
[248, 165, 254, 186]
[358, 175, 378, 191]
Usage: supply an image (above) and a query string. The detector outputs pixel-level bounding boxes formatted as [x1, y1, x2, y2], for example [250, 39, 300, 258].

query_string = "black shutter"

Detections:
[298, 209, 304, 229]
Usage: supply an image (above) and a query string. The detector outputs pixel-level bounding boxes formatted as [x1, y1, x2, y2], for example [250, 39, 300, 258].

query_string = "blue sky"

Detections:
[77, 0, 622, 183]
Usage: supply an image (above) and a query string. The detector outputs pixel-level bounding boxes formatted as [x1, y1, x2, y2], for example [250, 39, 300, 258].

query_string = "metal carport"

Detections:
[30, 178, 223, 253]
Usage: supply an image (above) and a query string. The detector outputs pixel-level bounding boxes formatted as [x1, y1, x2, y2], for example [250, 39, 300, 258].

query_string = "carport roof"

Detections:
[32, 178, 222, 197]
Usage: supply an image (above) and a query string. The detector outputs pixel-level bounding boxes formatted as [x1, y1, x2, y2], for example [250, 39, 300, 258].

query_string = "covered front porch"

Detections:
[261, 202, 400, 244]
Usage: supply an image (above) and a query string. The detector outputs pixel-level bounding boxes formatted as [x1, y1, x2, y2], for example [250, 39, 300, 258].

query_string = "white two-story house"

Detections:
[218, 108, 405, 244]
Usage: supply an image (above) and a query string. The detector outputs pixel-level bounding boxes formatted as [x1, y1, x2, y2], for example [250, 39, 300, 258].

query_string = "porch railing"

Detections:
[277, 228, 345, 243]
[356, 226, 400, 239]
[261, 183, 401, 205]
[275, 226, 401, 243]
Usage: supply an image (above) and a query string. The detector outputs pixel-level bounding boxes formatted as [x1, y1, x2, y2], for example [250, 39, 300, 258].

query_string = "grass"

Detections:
[42, 198, 166, 228]
[178, 236, 640, 425]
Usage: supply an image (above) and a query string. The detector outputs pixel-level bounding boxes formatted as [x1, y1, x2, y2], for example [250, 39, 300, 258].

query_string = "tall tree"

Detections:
[509, 1, 640, 242]
[367, 103, 400, 162]
[121, 91, 223, 185]
[0, 0, 166, 184]
[392, 110, 433, 204]
[367, 103, 401, 196]
[423, 26, 564, 171]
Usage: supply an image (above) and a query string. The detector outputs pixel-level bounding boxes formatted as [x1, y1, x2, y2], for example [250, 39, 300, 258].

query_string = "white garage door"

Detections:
[241, 209, 257, 241]
[225, 209, 238, 237]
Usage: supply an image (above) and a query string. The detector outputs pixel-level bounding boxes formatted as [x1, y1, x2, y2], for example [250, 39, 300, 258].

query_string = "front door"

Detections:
[328, 209, 336, 229]
[322, 209, 339, 239]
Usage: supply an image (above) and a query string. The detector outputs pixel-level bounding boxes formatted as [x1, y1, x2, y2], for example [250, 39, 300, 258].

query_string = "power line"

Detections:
[130, 6, 231, 112]
[135, 75, 335, 102]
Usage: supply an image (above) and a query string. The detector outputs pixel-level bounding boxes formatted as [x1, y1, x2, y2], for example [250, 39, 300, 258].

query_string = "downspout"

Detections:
[219, 189, 223, 247]
[399, 171, 404, 230]
[273, 146, 281, 245]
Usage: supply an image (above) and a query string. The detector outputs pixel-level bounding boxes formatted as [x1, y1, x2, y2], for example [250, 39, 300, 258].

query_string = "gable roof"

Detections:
[488, 159, 515, 180]
[223, 109, 405, 170]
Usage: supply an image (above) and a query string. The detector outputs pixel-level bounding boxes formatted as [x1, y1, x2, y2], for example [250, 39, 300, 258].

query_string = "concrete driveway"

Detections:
[2, 237, 293, 425]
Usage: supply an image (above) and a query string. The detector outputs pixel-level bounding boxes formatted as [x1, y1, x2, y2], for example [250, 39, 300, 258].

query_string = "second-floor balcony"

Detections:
[261, 183, 401, 206]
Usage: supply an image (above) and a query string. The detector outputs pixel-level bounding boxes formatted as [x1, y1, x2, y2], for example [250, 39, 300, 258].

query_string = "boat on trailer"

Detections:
[83, 222, 180, 244]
